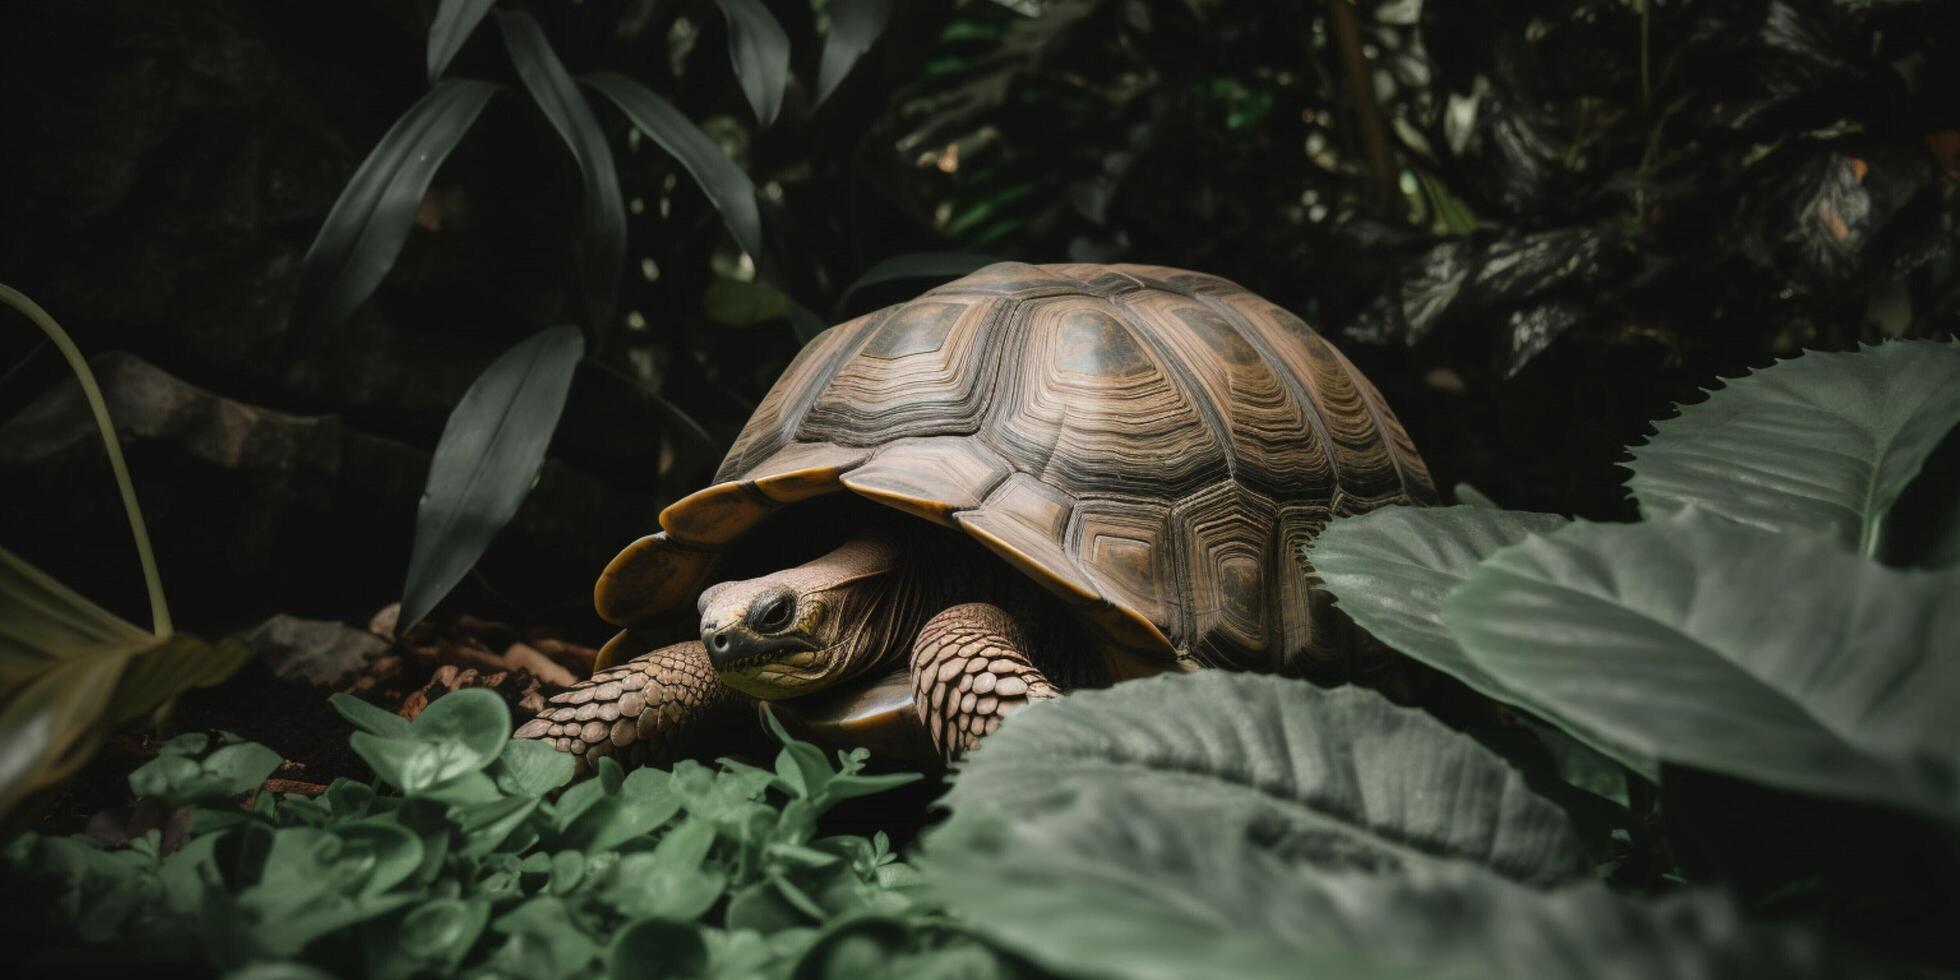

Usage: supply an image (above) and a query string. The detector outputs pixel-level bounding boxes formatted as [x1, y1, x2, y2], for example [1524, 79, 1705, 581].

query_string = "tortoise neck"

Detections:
[817, 534, 939, 682]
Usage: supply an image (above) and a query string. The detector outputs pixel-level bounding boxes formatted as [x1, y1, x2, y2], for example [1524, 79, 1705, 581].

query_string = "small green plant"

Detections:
[0, 285, 249, 821]
[4, 689, 1018, 977]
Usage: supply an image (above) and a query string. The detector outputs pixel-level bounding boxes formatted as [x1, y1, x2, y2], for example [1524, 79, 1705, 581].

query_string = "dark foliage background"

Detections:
[1, 0, 1955, 635]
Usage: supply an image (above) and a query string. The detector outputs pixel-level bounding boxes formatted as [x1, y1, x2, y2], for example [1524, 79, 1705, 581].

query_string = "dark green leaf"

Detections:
[128, 739, 282, 809]
[1305, 505, 1653, 777]
[608, 918, 708, 980]
[945, 671, 1589, 884]
[400, 325, 584, 631]
[816, 0, 896, 106]
[411, 688, 512, 767]
[582, 71, 765, 263]
[1444, 509, 1960, 819]
[427, 0, 497, 80]
[1627, 341, 1960, 559]
[491, 736, 576, 796]
[400, 898, 490, 970]
[328, 818, 425, 896]
[295, 79, 496, 328]
[715, 0, 791, 127]
[330, 692, 412, 739]
[498, 11, 625, 333]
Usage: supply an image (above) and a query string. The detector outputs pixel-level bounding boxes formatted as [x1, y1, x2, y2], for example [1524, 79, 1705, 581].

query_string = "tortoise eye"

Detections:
[750, 591, 797, 633]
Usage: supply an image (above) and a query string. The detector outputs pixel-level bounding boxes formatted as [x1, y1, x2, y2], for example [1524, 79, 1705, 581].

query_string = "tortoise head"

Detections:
[696, 536, 905, 700]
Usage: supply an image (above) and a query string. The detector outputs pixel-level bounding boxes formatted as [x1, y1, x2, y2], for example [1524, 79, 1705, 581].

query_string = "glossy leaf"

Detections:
[943, 672, 1589, 884]
[0, 652, 131, 816]
[427, 0, 497, 80]
[1627, 341, 1960, 559]
[295, 79, 496, 328]
[400, 325, 584, 631]
[582, 71, 765, 263]
[1445, 509, 1960, 818]
[1306, 505, 1652, 777]
[715, 0, 791, 128]
[816, 0, 896, 106]
[499, 11, 625, 333]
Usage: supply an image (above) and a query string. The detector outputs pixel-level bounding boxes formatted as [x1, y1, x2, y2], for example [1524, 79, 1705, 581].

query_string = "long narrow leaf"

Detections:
[715, 0, 791, 127]
[296, 80, 497, 329]
[816, 0, 895, 105]
[499, 12, 626, 335]
[400, 326, 585, 632]
[0, 653, 133, 816]
[581, 71, 765, 264]
[836, 251, 1001, 314]
[428, 0, 499, 80]
[2, 285, 170, 634]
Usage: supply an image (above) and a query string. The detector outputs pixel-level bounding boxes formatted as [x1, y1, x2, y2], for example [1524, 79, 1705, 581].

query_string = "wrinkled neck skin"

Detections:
[698, 534, 947, 700]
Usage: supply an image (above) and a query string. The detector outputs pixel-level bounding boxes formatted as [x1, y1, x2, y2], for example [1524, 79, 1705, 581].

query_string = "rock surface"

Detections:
[246, 614, 387, 687]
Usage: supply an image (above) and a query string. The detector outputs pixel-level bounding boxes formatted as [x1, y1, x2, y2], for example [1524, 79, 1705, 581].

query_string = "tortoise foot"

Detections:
[910, 602, 1059, 760]
[513, 638, 750, 775]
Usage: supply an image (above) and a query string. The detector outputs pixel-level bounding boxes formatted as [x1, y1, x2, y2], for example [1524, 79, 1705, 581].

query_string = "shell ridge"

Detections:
[1097, 293, 1239, 484]
[1191, 291, 1346, 493]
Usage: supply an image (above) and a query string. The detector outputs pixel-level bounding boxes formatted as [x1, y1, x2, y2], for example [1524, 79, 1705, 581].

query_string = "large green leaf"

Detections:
[922, 796, 1901, 980]
[427, 0, 497, 80]
[943, 673, 1588, 884]
[1444, 509, 1960, 818]
[400, 326, 584, 631]
[295, 79, 497, 328]
[715, 0, 791, 128]
[582, 71, 764, 264]
[1306, 505, 1652, 778]
[1626, 341, 1960, 559]
[499, 11, 625, 334]
[815, 0, 896, 106]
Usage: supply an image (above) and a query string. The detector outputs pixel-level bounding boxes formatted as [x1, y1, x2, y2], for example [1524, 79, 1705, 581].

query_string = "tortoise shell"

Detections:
[596, 262, 1436, 677]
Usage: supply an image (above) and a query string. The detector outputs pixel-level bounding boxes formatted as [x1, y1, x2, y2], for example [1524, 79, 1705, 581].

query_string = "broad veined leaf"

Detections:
[922, 796, 1905, 980]
[400, 326, 584, 631]
[1444, 508, 1960, 818]
[1305, 506, 1653, 778]
[582, 71, 765, 264]
[295, 80, 497, 328]
[815, 0, 896, 106]
[427, 0, 497, 80]
[943, 673, 1588, 884]
[499, 12, 626, 334]
[1626, 340, 1960, 558]
[715, 0, 791, 128]
[835, 252, 1002, 316]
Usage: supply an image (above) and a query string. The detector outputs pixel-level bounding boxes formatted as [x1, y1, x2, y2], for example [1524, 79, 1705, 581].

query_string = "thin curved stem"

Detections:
[0, 283, 172, 637]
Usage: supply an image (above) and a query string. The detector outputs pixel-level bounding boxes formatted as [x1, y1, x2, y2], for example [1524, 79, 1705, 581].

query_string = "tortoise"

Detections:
[514, 262, 1436, 770]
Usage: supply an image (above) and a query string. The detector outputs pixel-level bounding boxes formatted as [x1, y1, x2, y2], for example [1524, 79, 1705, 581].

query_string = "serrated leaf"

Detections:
[1627, 340, 1960, 559]
[499, 11, 625, 333]
[1306, 505, 1653, 778]
[400, 326, 584, 631]
[428, 0, 497, 80]
[295, 79, 496, 328]
[582, 71, 765, 264]
[1445, 509, 1960, 819]
[816, 0, 896, 106]
[715, 0, 791, 127]
[945, 673, 1588, 884]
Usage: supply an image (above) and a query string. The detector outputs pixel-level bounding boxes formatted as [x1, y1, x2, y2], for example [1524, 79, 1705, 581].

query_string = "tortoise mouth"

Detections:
[706, 633, 819, 673]
[714, 641, 846, 700]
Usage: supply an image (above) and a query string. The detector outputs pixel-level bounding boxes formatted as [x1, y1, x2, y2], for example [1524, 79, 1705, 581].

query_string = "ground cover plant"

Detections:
[6, 340, 1956, 977]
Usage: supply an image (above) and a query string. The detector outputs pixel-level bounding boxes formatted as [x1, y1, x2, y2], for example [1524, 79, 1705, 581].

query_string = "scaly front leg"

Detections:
[513, 639, 752, 775]
[910, 602, 1059, 759]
